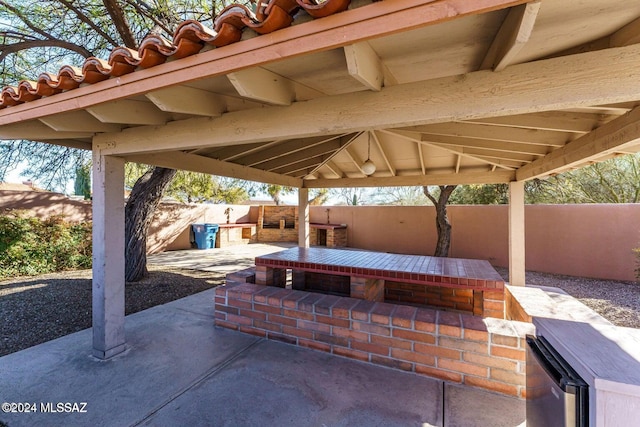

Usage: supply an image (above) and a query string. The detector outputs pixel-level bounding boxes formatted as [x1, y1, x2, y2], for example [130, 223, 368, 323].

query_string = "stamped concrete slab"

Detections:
[1, 285, 525, 427]
[444, 383, 525, 427]
[147, 243, 294, 274]
[0, 290, 259, 427]
[140, 338, 444, 427]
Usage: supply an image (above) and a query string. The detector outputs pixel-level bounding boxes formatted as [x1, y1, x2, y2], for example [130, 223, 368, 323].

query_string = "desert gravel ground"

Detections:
[1, 266, 639, 357]
[495, 267, 640, 329]
[0, 266, 221, 357]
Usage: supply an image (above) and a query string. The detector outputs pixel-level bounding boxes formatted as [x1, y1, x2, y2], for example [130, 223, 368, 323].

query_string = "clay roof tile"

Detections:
[0, 0, 353, 109]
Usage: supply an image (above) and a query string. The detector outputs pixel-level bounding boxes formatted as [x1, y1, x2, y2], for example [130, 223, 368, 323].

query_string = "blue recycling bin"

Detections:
[191, 223, 219, 249]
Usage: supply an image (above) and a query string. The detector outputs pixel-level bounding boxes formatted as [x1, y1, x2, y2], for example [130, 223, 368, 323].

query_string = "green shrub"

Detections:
[0, 211, 92, 279]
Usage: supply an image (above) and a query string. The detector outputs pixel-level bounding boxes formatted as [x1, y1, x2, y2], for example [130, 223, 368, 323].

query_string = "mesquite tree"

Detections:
[0, 0, 250, 281]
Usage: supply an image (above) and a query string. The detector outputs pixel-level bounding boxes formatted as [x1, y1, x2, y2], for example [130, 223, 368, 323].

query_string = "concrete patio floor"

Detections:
[1, 244, 526, 427]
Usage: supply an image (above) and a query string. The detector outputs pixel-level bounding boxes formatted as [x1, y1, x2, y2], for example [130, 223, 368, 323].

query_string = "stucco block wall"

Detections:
[2, 190, 638, 281]
[311, 205, 640, 282]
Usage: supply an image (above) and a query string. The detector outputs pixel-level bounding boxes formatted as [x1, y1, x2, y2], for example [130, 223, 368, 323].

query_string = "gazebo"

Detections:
[1, 0, 639, 369]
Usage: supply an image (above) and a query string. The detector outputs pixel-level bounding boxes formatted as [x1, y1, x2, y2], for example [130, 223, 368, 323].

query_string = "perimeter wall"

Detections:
[1, 190, 638, 282]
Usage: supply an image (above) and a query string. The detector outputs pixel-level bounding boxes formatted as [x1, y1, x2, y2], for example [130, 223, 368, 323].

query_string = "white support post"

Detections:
[298, 187, 310, 248]
[508, 181, 526, 286]
[92, 150, 126, 359]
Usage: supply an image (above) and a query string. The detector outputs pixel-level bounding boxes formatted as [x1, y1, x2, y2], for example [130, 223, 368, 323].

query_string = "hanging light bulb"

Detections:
[362, 132, 376, 176]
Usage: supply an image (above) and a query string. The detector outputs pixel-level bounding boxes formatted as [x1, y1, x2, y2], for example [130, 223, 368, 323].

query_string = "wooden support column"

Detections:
[92, 151, 126, 359]
[509, 181, 526, 286]
[298, 187, 310, 248]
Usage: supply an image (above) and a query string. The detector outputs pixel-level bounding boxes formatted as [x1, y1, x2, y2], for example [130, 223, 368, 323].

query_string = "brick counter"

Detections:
[215, 281, 533, 398]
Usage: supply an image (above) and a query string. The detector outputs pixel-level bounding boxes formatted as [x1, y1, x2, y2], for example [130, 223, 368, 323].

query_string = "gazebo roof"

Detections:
[1, 0, 640, 187]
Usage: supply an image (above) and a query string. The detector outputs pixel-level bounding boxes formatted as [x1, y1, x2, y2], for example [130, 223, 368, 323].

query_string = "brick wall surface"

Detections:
[215, 281, 533, 398]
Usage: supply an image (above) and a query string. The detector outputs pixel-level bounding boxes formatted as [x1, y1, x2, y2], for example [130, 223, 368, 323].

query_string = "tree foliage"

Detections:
[0, 211, 92, 279]
[0, 0, 255, 281]
[262, 184, 294, 205]
[74, 163, 91, 199]
[446, 154, 640, 205]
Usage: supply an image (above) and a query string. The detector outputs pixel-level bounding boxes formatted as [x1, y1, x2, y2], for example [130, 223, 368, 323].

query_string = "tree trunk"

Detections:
[125, 167, 176, 282]
[423, 185, 457, 257]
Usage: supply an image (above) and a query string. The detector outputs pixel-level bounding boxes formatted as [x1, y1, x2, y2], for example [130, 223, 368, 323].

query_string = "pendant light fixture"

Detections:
[362, 131, 376, 176]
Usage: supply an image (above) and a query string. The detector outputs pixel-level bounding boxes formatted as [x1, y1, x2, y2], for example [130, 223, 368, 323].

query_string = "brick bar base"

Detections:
[215, 280, 532, 398]
[351, 277, 385, 301]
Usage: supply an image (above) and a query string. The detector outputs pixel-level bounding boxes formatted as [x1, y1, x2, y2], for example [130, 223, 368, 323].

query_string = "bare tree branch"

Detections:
[122, 0, 173, 35]
[57, 0, 120, 47]
[102, 0, 138, 49]
[0, 39, 92, 62]
[0, 1, 60, 41]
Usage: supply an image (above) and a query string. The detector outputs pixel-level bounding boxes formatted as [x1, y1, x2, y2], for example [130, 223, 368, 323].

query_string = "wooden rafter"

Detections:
[382, 129, 516, 171]
[517, 106, 640, 180]
[405, 122, 569, 146]
[259, 140, 346, 171]
[94, 43, 640, 157]
[421, 134, 550, 156]
[481, 1, 541, 71]
[307, 132, 361, 177]
[124, 151, 301, 187]
[146, 86, 226, 116]
[234, 134, 348, 167]
[305, 170, 516, 188]
[417, 143, 426, 175]
[371, 131, 395, 176]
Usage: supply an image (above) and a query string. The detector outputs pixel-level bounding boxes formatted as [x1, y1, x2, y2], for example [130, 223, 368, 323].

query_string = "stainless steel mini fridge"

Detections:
[526, 335, 589, 427]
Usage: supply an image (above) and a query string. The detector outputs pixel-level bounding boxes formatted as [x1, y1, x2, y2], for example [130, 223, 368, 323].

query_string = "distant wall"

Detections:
[1, 190, 638, 281]
[311, 205, 640, 282]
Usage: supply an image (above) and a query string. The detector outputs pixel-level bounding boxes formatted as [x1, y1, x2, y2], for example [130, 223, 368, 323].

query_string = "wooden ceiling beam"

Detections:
[344, 42, 384, 91]
[517, 106, 640, 180]
[39, 110, 122, 133]
[610, 16, 640, 47]
[0, 0, 540, 128]
[87, 100, 170, 125]
[304, 170, 516, 188]
[0, 121, 93, 140]
[146, 86, 226, 116]
[34, 138, 92, 150]
[123, 151, 301, 187]
[481, 1, 541, 71]
[96, 44, 640, 157]
[227, 67, 295, 106]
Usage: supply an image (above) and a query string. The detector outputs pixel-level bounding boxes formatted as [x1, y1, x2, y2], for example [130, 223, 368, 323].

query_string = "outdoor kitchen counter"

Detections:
[254, 247, 506, 318]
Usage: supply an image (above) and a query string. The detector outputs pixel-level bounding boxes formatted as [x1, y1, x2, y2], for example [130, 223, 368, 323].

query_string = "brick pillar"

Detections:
[292, 270, 306, 290]
[482, 290, 506, 319]
[255, 266, 286, 287]
[473, 291, 484, 316]
[351, 277, 385, 301]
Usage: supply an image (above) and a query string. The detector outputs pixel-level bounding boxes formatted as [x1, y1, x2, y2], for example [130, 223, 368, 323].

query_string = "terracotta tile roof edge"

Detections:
[0, 0, 352, 110]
